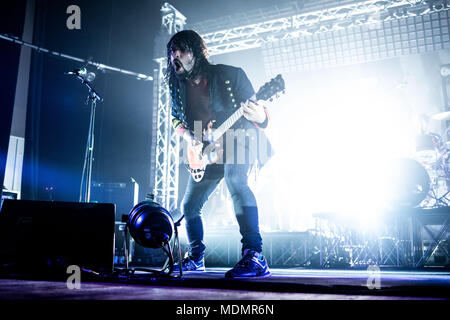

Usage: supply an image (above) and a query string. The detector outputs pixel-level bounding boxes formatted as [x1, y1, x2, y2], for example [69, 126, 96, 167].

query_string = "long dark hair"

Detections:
[164, 30, 210, 84]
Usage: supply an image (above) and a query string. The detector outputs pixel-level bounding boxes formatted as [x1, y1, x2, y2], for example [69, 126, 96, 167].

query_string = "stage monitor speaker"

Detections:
[0, 199, 115, 275]
[1, 189, 18, 201]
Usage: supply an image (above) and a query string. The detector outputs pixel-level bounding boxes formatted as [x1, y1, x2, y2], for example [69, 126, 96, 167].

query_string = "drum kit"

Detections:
[411, 111, 450, 207]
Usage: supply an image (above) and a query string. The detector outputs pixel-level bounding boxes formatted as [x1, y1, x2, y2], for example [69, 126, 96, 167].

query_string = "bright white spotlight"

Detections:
[256, 72, 417, 232]
[441, 65, 450, 77]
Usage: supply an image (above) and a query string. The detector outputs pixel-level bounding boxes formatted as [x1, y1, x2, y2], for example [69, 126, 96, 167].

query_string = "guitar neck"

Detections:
[212, 106, 244, 142]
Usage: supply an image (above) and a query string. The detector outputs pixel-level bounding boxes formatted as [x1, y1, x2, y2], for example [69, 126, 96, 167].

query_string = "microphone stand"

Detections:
[71, 73, 102, 203]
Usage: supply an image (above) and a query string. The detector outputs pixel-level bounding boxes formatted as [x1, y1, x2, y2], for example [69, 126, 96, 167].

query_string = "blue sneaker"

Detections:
[173, 254, 205, 272]
[225, 249, 271, 279]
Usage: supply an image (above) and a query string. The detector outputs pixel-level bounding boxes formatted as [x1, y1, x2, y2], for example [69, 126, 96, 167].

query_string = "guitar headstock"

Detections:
[255, 74, 285, 102]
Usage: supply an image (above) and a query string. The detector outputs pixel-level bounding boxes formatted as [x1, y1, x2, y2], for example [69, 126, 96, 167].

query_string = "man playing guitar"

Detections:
[166, 30, 273, 278]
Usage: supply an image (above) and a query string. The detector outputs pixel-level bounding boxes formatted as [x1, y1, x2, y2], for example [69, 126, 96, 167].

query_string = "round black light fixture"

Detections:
[126, 196, 174, 249]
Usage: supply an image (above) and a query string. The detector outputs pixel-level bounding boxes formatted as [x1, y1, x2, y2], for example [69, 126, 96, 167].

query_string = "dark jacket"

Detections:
[169, 64, 273, 168]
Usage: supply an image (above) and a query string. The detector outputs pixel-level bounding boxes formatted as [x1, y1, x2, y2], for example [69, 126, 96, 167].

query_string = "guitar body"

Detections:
[186, 146, 206, 182]
[187, 121, 224, 182]
[186, 74, 285, 182]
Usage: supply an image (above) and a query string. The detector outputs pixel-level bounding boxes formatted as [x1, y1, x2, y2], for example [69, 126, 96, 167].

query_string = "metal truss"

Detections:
[152, 58, 180, 212]
[196, 0, 446, 56]
[161, 2, 187, 35]
[202, 230, 312, 267]
[314, 214, 415, 267]
[204, 229, 241, 266]
[265, 232, 310, 267]
[152, 4, 186, 211]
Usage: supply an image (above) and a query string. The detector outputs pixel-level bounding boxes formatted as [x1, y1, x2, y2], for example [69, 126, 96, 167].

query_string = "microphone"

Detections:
[65, 67, 87, 76]
[85, 71, 96, 82]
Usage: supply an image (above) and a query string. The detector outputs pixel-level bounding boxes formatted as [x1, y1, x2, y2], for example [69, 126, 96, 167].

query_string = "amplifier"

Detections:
[91, 179, 139, 221]
[114, 222, 168, 267]
[0, 199, 115, 275]
[114, 222, 132, 266]
[131, 244, 168, 267]
[1, 189, 18, 208]
[1, 189, 18, 200]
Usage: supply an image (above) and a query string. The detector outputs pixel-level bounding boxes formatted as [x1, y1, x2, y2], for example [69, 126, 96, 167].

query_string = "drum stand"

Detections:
[414, 130, 450, 208]
[424, 176, 450, 207]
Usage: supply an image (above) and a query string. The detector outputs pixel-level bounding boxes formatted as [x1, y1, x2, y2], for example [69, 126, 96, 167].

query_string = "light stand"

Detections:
[173, 214, 185, 278]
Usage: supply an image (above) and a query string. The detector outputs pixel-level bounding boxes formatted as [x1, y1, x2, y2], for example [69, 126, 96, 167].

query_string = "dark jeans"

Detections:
[181, 163, 262, 260]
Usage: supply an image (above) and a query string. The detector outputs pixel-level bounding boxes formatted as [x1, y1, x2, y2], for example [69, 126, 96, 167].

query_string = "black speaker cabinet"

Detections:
[0, 199, 115, 275]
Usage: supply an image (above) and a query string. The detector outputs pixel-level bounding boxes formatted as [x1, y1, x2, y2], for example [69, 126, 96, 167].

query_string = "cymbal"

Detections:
[431, 111, 450, 121]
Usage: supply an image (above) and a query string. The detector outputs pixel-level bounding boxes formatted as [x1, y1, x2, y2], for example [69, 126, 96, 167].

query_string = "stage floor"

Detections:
[0, 267, 449, 300]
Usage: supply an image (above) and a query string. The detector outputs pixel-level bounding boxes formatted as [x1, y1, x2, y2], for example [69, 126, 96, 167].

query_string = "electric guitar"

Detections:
[187, 74, 285, 182]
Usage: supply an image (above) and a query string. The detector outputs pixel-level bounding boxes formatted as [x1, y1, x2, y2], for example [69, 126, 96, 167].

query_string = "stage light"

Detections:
[441, 65, 450, 77]
[254, 71, 418, 232]
[126, 195, 174, 249]
[113, 194, 187, 277]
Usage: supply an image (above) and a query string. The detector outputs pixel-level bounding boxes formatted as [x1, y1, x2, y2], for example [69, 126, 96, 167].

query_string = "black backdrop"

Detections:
[0, 1, 26, 199]
[20, 0, 158, 202]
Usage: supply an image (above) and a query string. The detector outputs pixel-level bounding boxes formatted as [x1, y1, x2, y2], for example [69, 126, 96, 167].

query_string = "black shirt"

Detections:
[185, 78, 213, 131]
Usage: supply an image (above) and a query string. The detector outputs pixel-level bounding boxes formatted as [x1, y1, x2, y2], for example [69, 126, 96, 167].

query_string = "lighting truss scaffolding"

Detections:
[151, 58, 178, 210]
[152, 4, 186, 211]
[195, 0, 448, 56]
[202, 230, 312, 267]
[161, 2, 187, 35]
[263, 4, 450, 76]
[314, 213, 414, 267]
[153, 0, 449, 211]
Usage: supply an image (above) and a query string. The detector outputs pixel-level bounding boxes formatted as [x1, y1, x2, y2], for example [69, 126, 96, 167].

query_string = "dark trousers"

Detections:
[181, 163, 262, 260]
